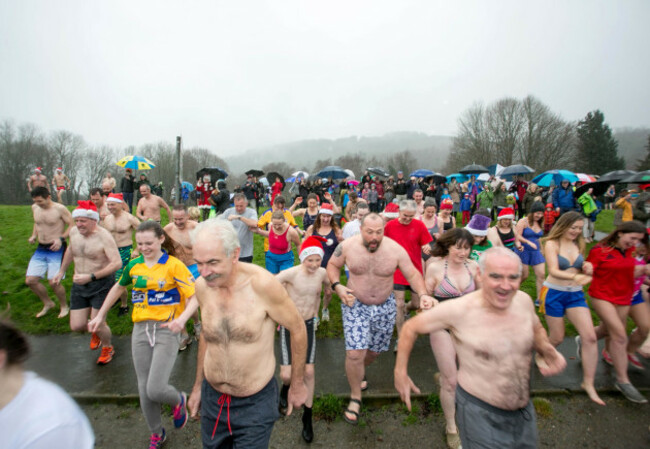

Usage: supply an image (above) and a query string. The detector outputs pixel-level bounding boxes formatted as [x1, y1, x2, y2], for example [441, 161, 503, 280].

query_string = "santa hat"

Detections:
[465, 214, 491, 236]
[319, 203, 334, 215]
[440, 199, 453, 210]
[383, 202, 400, 218]
[299, 236, 326, 262]
[497, 207, 515, 220]
[106, 193, 124, 203]
[56, 167, 62, 172]
[72, 201, 99, 221]
[34, 167, 42, 173]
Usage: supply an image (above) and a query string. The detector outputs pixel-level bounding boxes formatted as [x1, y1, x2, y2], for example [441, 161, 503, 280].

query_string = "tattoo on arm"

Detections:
[334, 245, 343, 257]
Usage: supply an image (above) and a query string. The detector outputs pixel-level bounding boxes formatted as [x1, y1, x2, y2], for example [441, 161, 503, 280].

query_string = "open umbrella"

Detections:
[576, 173, 597, 184]
[410, 169, 435, 178]
[180, 181, 194, 191]
[344, 169, 355, 179]
[459, 163, 489, 175]
[267, 172, 285, 188]
[367, 167, 390, 178]
[116, 155, 156, 170]
[316, 165, 349, 180]
[598, 169, 637, 183]
[424, 173, 447, 184]
[259, 177, 269, 187]
[575, 181, 610, 198]
[498, 164, 535, 177]
[621, 170, 650, 184]
[291, 170, 309, 180]
[196, 167, 228, 181]
[347, 179, 360, 186]
[245, 169, 264, 177]
[531, 169, 578, 187]
[446, 173, 469, 183]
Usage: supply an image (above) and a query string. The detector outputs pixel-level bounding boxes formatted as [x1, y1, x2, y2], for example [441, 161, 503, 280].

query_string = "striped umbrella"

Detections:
[116, 155, 156, 170]
[575, 173, 597, 183]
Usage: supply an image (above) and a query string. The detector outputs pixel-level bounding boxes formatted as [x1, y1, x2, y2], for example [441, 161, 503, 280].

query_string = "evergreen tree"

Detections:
[575, 110, 624, 175]
[635, 135, 650, 171]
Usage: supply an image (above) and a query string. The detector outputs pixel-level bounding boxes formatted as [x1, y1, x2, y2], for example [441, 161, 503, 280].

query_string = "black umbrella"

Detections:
[597, 169, 637, 183]
[196, 167, 228, 182]
[424, 173, 447, 184]
[575, 181, 610, 198]
[245, 169, 264, 177]
[498, 164, 535, 177]
[620, 170, 650, 184]
[367, 167, 390, 178]
[266, 172, 285, 188]
[459, 163, 489, 175]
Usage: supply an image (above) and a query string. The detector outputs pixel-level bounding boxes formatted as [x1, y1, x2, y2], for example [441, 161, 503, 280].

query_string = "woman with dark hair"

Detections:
[88, 220, 196, 447]
[424, 228, 480, 449]
[291, 193, 320, 230]
[515, 201, 546, 302]
[0, 318, 95, 448]
[540, 212, 603, 405]
[588, 220, 648, 403]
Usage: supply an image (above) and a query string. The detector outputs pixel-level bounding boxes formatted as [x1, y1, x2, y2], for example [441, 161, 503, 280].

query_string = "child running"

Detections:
[276, 236, 331, 443]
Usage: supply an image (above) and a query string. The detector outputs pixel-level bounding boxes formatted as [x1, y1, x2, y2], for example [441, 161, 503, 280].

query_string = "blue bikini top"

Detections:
[558, 254, 584, 270]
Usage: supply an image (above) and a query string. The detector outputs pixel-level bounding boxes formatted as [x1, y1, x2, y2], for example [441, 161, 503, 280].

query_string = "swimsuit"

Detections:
[557, 254, 584, 270]
[341, 293, 397, 353]
[314, 228, 338, 268]
[517, 227, 545, 266]
[280, 318, 317, 365]
[497, 227, 516, 249]
[433, 260, 476, 301]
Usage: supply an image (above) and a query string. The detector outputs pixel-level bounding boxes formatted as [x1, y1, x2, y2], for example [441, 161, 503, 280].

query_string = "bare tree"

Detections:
[81, 145, 117, 198]
[487, 98, 524, 166]
[48, 130, 86, 202]
[387, 150, 418, 176]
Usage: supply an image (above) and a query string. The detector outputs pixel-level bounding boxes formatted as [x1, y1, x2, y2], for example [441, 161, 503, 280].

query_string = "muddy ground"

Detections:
[83, 393, 649, 448]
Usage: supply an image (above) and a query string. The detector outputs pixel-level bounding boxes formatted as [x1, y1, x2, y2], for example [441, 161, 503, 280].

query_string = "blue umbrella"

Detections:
[531, 170, 578, 187]
[181, 181, 194, 191]
[316, 165, 349, 180]
[446, 173, 469, 183]
[410, 169, 435, 178]
[285, 176, 297, 183]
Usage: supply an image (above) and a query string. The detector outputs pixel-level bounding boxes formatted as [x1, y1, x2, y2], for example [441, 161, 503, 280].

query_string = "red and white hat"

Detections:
[440, 199, 453, 210]
[383, 202, 400, 219]
[56, 167, 63, 172]
[34, 167, 42, 173]
[72, 200, 99, 221]
[319, 203, 334, 215]
[497, 207, 515, 220]
[299, 236, 326, 262]
[106, 193, 124, 203]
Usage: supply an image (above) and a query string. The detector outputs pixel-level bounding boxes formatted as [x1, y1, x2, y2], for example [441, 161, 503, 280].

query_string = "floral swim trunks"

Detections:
[341, 293, 396, 353]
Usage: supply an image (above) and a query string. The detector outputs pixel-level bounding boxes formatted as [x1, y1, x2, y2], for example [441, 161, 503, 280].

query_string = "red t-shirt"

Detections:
[384, 219, 433, 286]
[587, 245, 636, 305]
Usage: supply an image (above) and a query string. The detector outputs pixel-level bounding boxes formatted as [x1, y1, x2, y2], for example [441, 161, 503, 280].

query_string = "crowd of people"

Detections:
[7, 166, 650, 449]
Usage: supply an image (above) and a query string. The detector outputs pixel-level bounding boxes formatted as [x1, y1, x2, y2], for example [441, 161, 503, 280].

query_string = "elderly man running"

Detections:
[395, 247, 566, 449]
[327, 213, 435, 424]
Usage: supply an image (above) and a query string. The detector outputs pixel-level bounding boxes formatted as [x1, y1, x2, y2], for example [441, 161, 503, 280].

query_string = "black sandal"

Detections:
[343, 398, 362, 425]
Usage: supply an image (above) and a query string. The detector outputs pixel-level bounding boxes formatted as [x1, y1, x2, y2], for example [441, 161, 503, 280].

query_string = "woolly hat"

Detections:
[497, 207, 515, 220]
[465, 214, 491, 236]
[383, 202, 400, 219]
[72, 200, 99, 221]
[530, 201, 545, 214]
[440, 199, 453, 210]
[299, 236, 326, 262]
[545, 203, 553, 209]
[106, 193, 124, 203]
[319, 203, 334, 215]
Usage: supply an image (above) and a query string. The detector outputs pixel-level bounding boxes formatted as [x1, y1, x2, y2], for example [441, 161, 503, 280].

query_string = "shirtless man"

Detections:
[26, 187, 74, 318]
[53, 201, 122, 365]
[413, 189, 425, 217]
[101, 172, 116, 192]
[137, 184, 172, 223]
[52, 167, 70, 203]
[276, 236, 331, 443]
[103, 193, 140, 316]
[166, 219, 308, 448]
[89, 188, 110, 224]
[164, 204, 201, 349]
[395, 247, 567, 449]
[326, 213, 435, 424]
[27, 167, 49, 192]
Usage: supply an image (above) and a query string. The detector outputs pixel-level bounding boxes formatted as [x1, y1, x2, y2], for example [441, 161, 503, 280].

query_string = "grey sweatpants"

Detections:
[132, 321, 182, 434]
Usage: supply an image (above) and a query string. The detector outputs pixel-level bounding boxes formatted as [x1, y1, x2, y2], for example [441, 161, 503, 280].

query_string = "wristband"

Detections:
[91, 273, 97, 282]
[331, 282, 340, 290]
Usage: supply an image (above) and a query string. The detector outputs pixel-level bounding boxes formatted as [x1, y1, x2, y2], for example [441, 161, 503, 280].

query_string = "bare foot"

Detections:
[58, 306, 69, 318]
[582, 382, 606, 406]
[36, 301, 55, 318]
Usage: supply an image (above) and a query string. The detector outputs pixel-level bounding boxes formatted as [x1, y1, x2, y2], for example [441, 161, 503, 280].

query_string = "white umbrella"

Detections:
[344, 169, 355, 179]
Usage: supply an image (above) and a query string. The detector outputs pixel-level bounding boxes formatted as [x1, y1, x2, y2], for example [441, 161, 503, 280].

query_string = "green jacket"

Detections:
[577, 193, 597, 215]
[477, 188, 494, 209]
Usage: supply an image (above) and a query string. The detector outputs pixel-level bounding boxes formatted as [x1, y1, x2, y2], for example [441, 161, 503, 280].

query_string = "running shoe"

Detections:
[97, 345, 115, 365]
[179, 335, 193, 352]
[575, 336, 582, 361]
[446, 431, 461, 449]
[173, 392, 188, 428]
[117, 306, 129, 317]
[615, 381, 648, 404]
[601, 348, 613, 366]
[90, 332, 101, 350]
[321, 308, 330, 322]
[313, 316, 320, 331]
[149, 428, 166, 449]
[628, 353, 645, 370]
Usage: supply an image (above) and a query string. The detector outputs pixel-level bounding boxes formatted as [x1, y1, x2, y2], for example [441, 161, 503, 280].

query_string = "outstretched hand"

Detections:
[394, 371, 421, 411]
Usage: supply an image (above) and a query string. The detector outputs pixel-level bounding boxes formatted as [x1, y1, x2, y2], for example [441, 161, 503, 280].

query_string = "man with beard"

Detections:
[326, 213, 434, 424]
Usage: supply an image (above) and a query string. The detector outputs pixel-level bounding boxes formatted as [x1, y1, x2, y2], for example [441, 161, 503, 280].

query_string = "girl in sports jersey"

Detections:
[88, 221, 196, 447]
[424, 228, 480, 449]
[541, 212, 604, 405]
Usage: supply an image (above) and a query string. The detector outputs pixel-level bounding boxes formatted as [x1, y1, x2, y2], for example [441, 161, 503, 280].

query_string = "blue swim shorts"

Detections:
[540, 282, 588, 318]
[341, 293, 396, 353]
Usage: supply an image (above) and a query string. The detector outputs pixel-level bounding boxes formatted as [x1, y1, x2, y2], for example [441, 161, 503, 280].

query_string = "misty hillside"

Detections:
[615, 127, 650, 169]
[225, 132, 453, 174]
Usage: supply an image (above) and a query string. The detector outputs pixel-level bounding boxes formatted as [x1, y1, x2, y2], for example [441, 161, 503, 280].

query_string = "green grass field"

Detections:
[0, 206, 619, 337]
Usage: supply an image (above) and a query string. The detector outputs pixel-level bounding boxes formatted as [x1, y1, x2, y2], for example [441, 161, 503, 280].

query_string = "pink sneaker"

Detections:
[628, 353, 645, 370]
[602, 348, 613, 366]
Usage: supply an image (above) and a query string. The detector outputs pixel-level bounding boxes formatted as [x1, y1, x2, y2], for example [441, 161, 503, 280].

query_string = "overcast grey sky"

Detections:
[1, 0, 648, 155]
